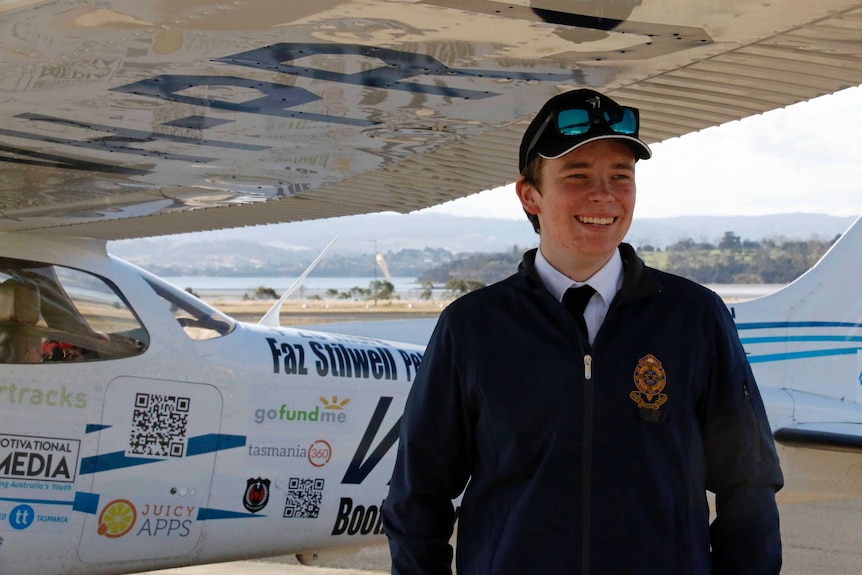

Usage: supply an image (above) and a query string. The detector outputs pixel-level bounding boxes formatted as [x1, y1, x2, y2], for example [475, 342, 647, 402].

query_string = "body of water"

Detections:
[163, 276, 428, 298]
[163, 276, 785, 302]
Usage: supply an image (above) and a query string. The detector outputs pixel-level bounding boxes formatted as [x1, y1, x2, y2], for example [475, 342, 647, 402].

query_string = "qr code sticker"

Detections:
[283, 477, 325, 519]
[129, 392, 190, 457]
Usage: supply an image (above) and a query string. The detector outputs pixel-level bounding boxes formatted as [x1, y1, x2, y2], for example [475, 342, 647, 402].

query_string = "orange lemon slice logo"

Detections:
[97, 499, 136, 538]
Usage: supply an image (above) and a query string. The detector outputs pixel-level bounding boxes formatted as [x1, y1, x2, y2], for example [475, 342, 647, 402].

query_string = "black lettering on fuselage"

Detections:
[342, 396, 400, 484]
[267, 338, 308, 375]
[331, 497, 384, 536]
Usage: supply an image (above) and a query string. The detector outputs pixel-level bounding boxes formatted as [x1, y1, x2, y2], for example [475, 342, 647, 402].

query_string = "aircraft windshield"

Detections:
[136, 267, 235, 340]
[0, 257, 148, 364]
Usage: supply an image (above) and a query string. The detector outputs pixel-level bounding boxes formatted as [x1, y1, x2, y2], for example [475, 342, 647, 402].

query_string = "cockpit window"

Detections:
[136, 267, 235, 340]
[0, 257, 148, 364]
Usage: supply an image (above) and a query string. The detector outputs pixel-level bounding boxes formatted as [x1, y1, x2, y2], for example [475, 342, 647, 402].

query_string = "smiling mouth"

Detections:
[576, 216, 616, 225]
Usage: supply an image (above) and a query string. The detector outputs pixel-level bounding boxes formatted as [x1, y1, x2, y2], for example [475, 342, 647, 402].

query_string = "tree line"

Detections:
[208, 232, 839, 301]
[420, 233, 839, 288]
[645, 231, 839, 284]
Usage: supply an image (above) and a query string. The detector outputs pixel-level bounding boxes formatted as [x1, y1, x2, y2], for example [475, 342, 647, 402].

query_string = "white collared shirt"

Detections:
[534, 247, 624, 346]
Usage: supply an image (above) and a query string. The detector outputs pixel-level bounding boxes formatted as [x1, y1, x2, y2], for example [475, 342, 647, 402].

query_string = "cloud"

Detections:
[422, 85, 862, 220]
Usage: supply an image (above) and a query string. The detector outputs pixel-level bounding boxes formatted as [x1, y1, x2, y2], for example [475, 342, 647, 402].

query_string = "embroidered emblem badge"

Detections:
[630, 354, 668, 411]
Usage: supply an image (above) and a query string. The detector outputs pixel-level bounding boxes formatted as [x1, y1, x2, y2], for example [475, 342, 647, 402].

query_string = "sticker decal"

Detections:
[254, 396, 350, 425]
[243, 478, 271, 513]
[130, 393, 190, 458]
[98, 499, 137, 538]
[8, 504, 35, 531]
[0, 434, 81, 483]
[283, 478, 324, 519]
[308, 440, 332, 468]
[331, 498, 384, 536]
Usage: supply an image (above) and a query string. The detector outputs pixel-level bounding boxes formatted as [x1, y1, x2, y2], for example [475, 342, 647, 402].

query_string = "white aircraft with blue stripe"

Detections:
[2, 0, 862, 573]
[731, 217, 862, 502]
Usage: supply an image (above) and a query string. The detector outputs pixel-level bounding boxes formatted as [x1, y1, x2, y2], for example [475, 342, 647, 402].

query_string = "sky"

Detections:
[419, 84, 862, 221]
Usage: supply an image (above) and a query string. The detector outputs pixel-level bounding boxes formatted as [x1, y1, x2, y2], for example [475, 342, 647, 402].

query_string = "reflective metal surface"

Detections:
[1, 1, 861, 238]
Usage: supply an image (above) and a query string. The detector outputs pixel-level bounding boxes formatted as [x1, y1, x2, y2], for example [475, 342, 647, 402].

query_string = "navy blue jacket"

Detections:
[384, 245, 783, 574]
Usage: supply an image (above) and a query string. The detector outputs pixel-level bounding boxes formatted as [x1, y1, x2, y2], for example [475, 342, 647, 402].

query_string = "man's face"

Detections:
[516, 139, 636, 278]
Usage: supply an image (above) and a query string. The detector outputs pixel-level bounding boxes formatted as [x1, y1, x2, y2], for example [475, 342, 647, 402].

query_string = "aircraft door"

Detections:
[77, 376, 223, 564]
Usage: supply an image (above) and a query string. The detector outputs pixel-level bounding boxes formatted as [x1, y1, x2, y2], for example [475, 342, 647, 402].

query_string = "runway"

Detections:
[136, 562, 386, 575]
[135, 497, 862, 575]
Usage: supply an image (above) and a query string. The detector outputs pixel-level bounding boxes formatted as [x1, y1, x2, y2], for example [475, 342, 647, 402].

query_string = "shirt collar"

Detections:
[535, 247, 624, 305]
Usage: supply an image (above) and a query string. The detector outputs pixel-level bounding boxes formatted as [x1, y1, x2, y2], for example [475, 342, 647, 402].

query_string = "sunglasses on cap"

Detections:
[557, 106, 638, 136]
[522, 105, 641, 167]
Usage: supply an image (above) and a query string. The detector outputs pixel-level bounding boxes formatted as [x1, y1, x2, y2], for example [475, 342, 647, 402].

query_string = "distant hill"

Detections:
[626, 213, 855, 249]
[109, 212, 857, 274]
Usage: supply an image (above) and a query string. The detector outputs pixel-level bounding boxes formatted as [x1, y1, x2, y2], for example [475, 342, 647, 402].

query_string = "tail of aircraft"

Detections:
[731, 216, 862, 402]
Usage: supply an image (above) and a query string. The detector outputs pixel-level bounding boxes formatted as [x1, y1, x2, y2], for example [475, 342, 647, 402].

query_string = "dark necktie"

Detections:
[563, 285, 595, 343]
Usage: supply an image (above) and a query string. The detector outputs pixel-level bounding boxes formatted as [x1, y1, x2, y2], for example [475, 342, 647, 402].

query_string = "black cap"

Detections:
[519, 89, 651, 172]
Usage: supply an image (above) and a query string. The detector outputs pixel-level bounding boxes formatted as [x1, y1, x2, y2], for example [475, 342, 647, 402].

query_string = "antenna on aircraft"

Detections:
[258, 235, 339, 327]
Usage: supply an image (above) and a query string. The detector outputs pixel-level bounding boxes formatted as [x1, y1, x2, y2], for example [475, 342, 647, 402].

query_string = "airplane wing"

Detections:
[2, 0, 862, 239]
[774, 423, 862, 454]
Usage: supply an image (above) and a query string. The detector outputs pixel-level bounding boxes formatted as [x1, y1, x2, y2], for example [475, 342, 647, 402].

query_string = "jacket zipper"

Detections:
[580, 302, 605, 572]
[582, 370, 593, 574]
[582, 351, 593, 574]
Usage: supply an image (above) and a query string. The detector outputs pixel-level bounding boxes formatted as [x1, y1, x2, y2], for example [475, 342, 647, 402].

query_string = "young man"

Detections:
[383, 89, 783, 574]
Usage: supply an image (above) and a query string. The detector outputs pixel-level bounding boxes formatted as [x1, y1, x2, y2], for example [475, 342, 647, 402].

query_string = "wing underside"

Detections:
[2, 0, 862, 239]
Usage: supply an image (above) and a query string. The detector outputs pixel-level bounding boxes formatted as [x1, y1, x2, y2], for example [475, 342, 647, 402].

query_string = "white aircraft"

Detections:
[2, 1, 862, 574]
[731, 219, 862, 504]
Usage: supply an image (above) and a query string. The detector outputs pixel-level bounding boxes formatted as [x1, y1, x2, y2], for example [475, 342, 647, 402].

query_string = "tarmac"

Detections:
[134, 497, 862, 575]
[136, 563, 385, 575]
